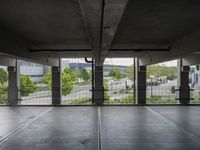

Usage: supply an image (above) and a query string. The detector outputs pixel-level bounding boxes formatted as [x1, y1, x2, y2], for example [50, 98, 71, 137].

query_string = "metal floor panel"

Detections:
[101, 106, 200, 150]
[147, 106, 200, 139]
[0, 106, 51, 140]
[0, 106, 200, 150]
[0, 107, 98, 150]
[102, 143, 200, 150]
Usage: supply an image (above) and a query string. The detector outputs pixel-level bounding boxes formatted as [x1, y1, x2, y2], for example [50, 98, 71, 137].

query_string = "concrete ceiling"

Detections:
[0, 0, 200, 65]
[0, 0, 90, 48]
[112, 0, 200, 46]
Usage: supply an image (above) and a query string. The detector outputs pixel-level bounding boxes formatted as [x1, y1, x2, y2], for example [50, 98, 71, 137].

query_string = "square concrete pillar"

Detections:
[94, 65, 104, 105]
[52, 65, 61, 105]
[7, 61, 20, 105]
[136, 62, 146, 104]
[177, 59, 190, 104]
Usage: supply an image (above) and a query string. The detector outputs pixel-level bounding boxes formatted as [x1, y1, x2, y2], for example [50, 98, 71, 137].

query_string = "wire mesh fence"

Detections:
[61, 58, 92, 104]
[103, 58, 135, 104]
[190, 65, 200, 104]
[19, 60, 52, 105]
[0, 66, 8, 104]
[146, 60, 178, 104]
[3, 58, 200, 105]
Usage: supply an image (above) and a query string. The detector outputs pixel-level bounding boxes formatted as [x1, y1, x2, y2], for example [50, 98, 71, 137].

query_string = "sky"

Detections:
[104, 58, 134, 66]
[159, 60, 177, 67]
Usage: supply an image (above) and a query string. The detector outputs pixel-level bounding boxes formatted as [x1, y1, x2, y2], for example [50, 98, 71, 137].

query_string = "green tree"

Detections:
[62, 68, 77, 95]
[0, 68, 8, 104]
[20, 75, 37, 96]
[43, 67, 77, 95]
[125, 65, 134, 81]
[43, 71, 51, 89]
[108, 68, 122, 80]
[125, 64, 177, 81]
[104, 79, 110, 102]
[0, 68, 8, 86]
[147, 65, 177, 80]
[79, 69, 90, 82]
[0, 70, 38, 102]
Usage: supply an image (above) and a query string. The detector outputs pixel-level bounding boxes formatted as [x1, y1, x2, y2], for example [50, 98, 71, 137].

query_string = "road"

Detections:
[21, 79, 178, 104]
[21, 84, 92, 104]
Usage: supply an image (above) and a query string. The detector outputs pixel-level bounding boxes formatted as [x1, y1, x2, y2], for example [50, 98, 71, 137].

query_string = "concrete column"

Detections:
[136, 60, 146, 104]
[177, 59, 190, 104]
[7, 61, 20, 105]
[52, 63, 61, 105]
[94, 65, 104, 105]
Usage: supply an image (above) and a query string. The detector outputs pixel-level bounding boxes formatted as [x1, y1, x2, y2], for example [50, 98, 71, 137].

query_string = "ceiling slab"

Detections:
[112, 0, 200, 45]
[0, 0, 200, 63]
[0, 0, 91, 48]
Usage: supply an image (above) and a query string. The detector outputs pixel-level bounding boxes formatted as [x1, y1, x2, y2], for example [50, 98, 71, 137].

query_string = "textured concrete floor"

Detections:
[0, 106, 200, 150]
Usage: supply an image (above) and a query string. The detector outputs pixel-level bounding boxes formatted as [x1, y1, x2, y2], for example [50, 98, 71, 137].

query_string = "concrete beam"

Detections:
[0, 54, 16, 66]
[139, 28, 200, 66]
[29, 50, 93, 58]
[107, 49, 169, 58]
[30, 44, 91, 50]
[0, 29, 59, 66]
[29, 44, 169, 58]
[110, 43, 170, 50]
[79, 0, 103, 64]
[100, 0, 129, 60]
[182, 53, 200, 66]
[139, 51, 176, 66]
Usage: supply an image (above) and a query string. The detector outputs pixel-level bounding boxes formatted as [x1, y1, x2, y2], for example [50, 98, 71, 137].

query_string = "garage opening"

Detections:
[190, 65, 200, 104]
[61, 58, 92, 104]
[103, 58, 135, 104]
[146, 60, 178, 104]
[0, 65, 8, 104]
[19, 60, 52, 105]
